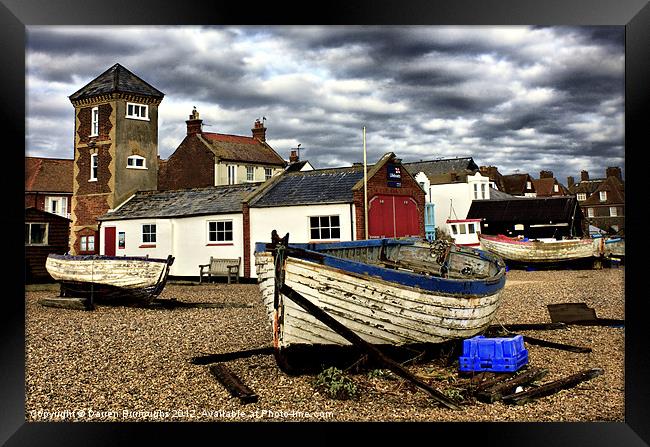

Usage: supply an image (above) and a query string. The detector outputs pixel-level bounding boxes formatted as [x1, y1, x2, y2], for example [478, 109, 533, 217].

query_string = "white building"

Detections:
[404, 158, 491, 235]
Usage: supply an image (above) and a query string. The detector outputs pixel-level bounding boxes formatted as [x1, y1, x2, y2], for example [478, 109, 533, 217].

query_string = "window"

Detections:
[587, 208, 595, 218]
[126, 102, 149, 120]
[90, 153, 98, 181]
[46, 196, 68, 218]
[264, 168, 273, 180]
[142, 224, 156, 243]
[127, 155, 147, 169]
[310, 215, 340, 240]
[577, 193, 587, 201]
[473, 184, 478, 199]
[227, 165, 237, 185]
[208, 220, 233, 242]
[451, 225, 458, 235]
[80, 235, 95, 252]
[25, 223, 48, 245]
[118, 232, 125, 249]
[459, 224, 467, 234]
[553, 184, 559, 193]
[609, 207, 618, 217]
[91, 107, 99, 136]
[246, 166, 255, 182]
[599, 191, 607, 202]
[468, 223, 476, 234]
[481, 183, 486, 199]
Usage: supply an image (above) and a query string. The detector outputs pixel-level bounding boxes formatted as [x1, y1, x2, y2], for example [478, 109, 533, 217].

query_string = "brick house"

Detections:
[532, 170, 569, 197]
[25, 157, 73, 218]
[68, 63, 164, 255]
[568, 167, 624, 235]
[158, 108, 286, 190]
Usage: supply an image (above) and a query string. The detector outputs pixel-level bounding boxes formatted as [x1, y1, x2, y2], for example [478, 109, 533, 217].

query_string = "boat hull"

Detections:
[479, 234, 598, 264]
[45, 254, 174, 303]
[255, 250, 504, 350]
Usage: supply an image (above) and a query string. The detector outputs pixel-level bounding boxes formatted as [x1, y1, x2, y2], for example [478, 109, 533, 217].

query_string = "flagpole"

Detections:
[363, 126, 369, 240]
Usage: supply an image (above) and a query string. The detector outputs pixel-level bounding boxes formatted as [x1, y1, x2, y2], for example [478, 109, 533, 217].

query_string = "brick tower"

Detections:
[68, 63, 164, 255]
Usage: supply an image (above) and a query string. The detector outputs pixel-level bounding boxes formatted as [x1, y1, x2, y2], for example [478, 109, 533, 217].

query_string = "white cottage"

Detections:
[96, 183, 259, 278]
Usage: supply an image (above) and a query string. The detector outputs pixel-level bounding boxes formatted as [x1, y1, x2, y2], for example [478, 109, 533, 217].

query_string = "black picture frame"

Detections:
[5, 0, 647, 445]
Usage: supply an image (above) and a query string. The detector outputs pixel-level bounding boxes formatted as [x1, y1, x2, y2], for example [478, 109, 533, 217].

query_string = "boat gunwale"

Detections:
[47, 253, 173, 264]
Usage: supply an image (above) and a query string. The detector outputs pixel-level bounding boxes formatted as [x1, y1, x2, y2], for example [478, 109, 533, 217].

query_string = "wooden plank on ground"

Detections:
[191, 347, 274, 365]
[38, 297, 89, 310]
[547, 303, 597, 323]
[501, 368, 604, 405]
[209, 364, 259, 404]
[522, 335, 592, 353]
[476, 367, 548, 403]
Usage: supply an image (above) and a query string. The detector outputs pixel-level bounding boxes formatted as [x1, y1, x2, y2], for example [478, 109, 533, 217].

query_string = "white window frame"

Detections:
[25, 222, 48, 246]
[609, 207, 618, 217]
[468, 223, 476, 234]
[577, 193, 586, 201]
[459, 224, 467, 235]
[246, 166, 255, 182]
[553, 184, 559, 192]
[473, 183, 478, 199]
[90, 107, 99, 136]
[142, 224, 156, 244]
[126, 102, 149, 121]
[264, 168, 273, 180]
[587, 208, 595, 218]
[127, 155, 147, 169]
[599, 191, 607, 202]
[227, 165, 237, 185]
[90, 153, 98, 181]
[481, 183, 486, 199]
[450, 225, 458, 235]
[309, 215, 341, 240]
[80, 235, 95, 252]
[46, 196, 68, 218]
[526, 181, 532, 189]
[207, 220, 233, 243]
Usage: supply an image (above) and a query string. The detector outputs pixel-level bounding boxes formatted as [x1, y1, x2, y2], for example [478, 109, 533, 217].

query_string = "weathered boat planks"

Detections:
[479, 234, 599, 264]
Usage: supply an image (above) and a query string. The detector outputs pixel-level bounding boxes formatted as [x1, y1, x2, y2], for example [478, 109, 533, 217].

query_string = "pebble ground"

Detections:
[25, 267, 624, 422]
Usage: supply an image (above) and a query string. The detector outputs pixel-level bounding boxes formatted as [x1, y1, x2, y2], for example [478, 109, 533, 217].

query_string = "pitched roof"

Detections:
[581, 176, 625, 206]
[249, 166, 365, 207]
[98, 183, 261, 221]
[467, 196, 581, 223]
[198, 133, 286, 166]
[403, 158, 479, 182]
[25, 157, 74, 193]
[69, 63, 164, 101]
[532, 177, 568, 197]
[568, 178, 604, 195]
[501, 174, 534, 195]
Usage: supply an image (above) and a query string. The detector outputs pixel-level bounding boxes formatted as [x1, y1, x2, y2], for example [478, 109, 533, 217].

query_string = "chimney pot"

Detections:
[540, 170, 553, 179]
[567, 176, 575, 188]
[186, 107, 203, 135]
[289, 150, 299, 163]
[580, 170, 589, 181]
[606, 166, 622, 181]
[252, 119, 266, 142]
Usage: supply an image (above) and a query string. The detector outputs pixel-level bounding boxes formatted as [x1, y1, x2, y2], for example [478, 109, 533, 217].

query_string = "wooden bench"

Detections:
[199, 257, 241, 284]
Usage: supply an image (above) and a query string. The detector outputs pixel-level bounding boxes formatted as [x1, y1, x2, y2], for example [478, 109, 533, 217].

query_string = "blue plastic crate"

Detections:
[459, 335, 528, 372]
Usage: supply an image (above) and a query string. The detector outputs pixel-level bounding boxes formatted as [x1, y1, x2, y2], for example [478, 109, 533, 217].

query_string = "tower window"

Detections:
[90, 153, 98, 181]
[91, 107, 99, 136]
[127, 155, 147, 169]
[126, 102, 149, 120]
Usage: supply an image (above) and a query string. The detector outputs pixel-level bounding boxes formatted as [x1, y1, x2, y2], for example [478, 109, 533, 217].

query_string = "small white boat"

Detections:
[478, 234, 598, 264]
[45, 254, 174, 303]
[255, 235, 506, 370]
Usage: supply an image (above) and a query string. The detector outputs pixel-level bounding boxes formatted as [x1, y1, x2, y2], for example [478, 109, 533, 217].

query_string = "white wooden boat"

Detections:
[255, 236, 506, 369]
[478, 234, 599, 264]
[599, 236, 625, 259]
[45, 254, 174, 303]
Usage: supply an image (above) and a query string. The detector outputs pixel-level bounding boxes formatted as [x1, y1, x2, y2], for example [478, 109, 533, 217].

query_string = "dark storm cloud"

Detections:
[25, 25, 625, 185]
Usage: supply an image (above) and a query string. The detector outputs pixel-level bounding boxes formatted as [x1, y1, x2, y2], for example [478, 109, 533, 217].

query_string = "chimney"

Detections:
[186, 107, 203, 135]
[289, 150, 299, 163]
[606, 166, 622, 181]
[252, 119, 266, 142]
[581, 170, 589, 181]
[567, 176, 575, 188]
[540, 170, 553, 179]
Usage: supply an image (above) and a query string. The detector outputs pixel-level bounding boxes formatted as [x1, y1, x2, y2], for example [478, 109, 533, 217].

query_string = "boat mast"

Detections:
[363, 126, 369, 239]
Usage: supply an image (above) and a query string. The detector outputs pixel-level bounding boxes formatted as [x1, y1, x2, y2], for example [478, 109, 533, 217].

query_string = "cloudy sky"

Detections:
[26, 25, 624, 185]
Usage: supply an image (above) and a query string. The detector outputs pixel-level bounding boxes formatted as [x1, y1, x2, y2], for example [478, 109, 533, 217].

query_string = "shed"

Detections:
[25, 207, 71, 283]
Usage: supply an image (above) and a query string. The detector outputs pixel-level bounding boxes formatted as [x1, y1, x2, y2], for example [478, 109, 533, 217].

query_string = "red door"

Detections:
[368, 195, 420, 238]
[104, 227, 116, 256]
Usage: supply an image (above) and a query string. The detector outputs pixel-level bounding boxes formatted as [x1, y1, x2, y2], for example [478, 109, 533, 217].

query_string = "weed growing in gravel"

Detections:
[367, 369, 396, 380]
[315, 366, 359, 400]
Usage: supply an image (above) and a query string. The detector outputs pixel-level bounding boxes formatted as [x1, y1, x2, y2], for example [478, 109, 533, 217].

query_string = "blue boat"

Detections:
[255, 235, 507, 360]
